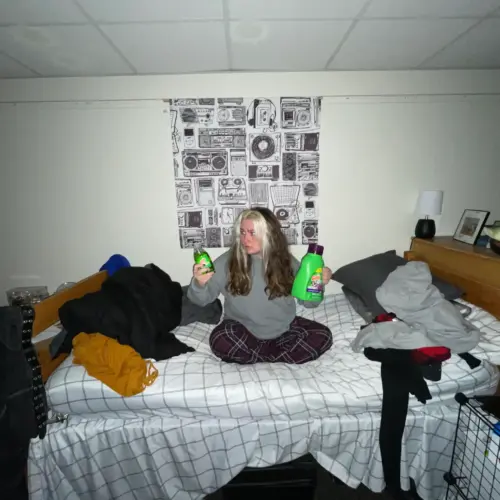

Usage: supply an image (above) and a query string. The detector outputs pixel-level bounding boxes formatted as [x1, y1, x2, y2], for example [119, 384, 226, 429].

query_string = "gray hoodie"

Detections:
[352, 261, 481, 353]
[187, 251, 321, 340]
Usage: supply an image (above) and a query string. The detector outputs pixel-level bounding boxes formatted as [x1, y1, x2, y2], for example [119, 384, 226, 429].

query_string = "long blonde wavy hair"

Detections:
[226, 207, 295, 299]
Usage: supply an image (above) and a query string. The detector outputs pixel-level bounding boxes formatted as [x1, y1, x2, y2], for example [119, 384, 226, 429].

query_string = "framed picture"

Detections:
[453, 209, 490, 245]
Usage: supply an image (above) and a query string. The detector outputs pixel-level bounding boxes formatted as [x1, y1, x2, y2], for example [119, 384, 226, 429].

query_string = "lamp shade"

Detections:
[415, 190, 443, 216]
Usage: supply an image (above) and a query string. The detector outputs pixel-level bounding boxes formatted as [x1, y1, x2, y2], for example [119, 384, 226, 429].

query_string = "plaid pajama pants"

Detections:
[209, 316, 333, 365]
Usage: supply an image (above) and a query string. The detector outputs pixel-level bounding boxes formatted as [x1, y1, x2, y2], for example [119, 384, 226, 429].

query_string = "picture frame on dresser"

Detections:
[453, 209, 490, 245]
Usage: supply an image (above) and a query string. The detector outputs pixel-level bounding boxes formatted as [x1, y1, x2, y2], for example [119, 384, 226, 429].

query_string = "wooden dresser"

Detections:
[408, 236, 500, 319]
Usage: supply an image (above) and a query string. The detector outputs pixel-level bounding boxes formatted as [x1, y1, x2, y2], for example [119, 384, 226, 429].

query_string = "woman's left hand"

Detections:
[323, 267, 333, 285]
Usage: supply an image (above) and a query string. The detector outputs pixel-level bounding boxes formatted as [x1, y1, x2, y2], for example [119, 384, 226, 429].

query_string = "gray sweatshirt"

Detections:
[351, 261, 481, 353]
[187, 250, 321, 340]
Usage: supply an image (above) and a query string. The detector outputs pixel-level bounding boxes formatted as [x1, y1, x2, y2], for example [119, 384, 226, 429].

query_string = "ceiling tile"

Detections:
[230, 20, 351, 71]
[0, 0, 87, 24]
[364, 0, 500, 19]
[0, 25, 134, 77]
[228, 0, 368, 19]
[78, 0, 224, 22]
[0, 53, 36, 78]
[102, 22, 228, 74]
[329, 19, 477, 70]
[423, 18, 500, 68]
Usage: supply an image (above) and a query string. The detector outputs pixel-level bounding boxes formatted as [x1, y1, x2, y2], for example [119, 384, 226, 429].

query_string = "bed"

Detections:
[27, 238, 500, 500]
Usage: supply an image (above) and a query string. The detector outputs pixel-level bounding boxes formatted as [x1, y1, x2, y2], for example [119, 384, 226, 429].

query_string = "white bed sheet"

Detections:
[28, 404, 460, 500]
[45, 293, 500, 420]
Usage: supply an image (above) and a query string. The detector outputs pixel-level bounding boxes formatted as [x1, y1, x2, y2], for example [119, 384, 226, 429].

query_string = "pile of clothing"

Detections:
[50, 261, 222, 397]
[351, 261, 483, 500]
[0, 258, 222, 499]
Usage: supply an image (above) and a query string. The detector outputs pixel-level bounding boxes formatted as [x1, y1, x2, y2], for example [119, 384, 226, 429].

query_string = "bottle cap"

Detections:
[307, 243, 324, 256]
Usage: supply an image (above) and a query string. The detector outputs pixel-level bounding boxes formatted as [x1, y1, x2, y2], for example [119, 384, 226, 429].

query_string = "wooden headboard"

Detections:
[33, 271, 107, 382]
[404, 237, 500, 319]
[32, 237, 500, 383]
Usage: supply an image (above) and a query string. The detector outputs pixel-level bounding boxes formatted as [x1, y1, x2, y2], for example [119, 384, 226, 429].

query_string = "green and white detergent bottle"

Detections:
[193, 243, 215, 274]
[291, 243, 324, 302]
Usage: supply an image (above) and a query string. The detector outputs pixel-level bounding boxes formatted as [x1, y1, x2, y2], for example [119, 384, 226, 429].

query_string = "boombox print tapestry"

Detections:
[169, 96, 322, 249]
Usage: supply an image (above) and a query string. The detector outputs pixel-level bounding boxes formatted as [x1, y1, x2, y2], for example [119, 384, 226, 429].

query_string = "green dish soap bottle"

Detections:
[193, 243, 215, 274]
[291, 244, 324, 302]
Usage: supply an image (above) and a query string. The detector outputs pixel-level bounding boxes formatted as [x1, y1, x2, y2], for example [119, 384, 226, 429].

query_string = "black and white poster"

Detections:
[169, 97, 322, 249]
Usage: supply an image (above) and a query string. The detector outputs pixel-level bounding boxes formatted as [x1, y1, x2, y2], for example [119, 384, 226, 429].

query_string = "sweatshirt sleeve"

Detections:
[186, 253, 227, 307]
[290, 254, 323, 309]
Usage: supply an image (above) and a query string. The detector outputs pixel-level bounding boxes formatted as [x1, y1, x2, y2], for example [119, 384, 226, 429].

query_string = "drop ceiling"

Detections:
[0, 0, 500, 79]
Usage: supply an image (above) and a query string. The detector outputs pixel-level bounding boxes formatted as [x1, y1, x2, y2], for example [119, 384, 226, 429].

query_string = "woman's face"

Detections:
[240, 219, 262, 255]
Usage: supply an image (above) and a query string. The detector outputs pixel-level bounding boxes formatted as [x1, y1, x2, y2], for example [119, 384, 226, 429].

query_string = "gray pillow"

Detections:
[342, 286, 374, 323]
[333, 250, 463, 317]
[180, 285, 222, 326]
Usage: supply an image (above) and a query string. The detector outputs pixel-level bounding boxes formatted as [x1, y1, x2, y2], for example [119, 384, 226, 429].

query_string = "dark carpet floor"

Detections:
[207, 482, 420, 500]
[206, 462, 423, 500]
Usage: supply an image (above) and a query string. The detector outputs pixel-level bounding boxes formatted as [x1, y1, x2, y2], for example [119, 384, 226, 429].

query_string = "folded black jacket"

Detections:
[57, 264, 194, 361]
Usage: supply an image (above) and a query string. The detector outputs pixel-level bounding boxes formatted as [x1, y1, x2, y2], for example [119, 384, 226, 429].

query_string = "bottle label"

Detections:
[306, 268, 323, 294]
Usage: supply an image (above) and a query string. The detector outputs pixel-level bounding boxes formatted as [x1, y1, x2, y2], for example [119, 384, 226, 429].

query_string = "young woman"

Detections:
[187, 207, 333, 365]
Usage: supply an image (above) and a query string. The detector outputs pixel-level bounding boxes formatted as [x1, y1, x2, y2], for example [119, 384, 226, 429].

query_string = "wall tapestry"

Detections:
[169, 96, 322, 249]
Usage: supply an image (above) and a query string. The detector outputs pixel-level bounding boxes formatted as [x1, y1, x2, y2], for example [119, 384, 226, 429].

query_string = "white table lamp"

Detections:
[415, 190, 443, 239]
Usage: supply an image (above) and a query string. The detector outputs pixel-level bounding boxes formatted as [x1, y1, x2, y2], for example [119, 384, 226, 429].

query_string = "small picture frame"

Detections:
[453, 209, 490, 245]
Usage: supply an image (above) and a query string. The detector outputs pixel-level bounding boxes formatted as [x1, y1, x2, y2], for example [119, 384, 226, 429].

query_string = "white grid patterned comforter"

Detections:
[29, 404, 467, 500]
[29, 294, 500, 500]
[46, 294, 500, 420]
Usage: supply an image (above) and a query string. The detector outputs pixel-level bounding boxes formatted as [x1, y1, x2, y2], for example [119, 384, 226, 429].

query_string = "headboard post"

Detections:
[34, 271, 108, 382]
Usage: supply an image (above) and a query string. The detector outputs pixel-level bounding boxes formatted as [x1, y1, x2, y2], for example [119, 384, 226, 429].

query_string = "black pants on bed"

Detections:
[364, 347, 481, 497]
[365, 349, 432, 496]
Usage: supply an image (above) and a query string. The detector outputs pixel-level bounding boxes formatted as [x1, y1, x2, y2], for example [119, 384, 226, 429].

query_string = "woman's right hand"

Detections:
[193, 263, 214, 287]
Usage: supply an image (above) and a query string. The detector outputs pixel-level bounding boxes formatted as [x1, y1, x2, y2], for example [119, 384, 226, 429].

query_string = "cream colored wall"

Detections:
[1, 70, 500, 303]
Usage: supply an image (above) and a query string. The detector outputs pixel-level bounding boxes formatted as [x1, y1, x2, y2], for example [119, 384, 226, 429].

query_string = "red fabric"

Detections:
[373, 313, 397, 323]
[412, 346, 451, 364]
[372, 313, 451, 365]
